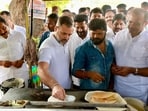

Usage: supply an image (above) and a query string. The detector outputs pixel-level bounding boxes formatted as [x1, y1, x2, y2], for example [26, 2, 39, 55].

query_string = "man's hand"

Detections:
[12, 60, 24, 68]
[87, 71, 105, 83]
[111, 65, 132, 76]
[3, 61, 12, 68]
[52, 84, 66, 101]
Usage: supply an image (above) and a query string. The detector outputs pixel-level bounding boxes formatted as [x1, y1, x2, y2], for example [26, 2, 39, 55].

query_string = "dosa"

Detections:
[89, 91, 117, 103]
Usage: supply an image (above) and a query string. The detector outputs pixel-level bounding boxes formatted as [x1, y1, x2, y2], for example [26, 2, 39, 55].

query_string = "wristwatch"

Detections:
[135, 68, 138, 75]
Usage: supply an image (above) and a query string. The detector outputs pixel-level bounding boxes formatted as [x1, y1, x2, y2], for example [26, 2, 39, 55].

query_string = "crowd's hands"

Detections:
[52, 84, 66, 101]
[12, 60, 24, 68]
[2, 60, 24, 68]
[87, 71, 105, 83]
[3, 60, 12, 67]
[111, 64, 132, 76]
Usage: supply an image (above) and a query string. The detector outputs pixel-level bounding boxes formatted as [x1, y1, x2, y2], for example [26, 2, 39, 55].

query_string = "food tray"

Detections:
[85, 91, 127, 104]
[85, 91, 128, 111]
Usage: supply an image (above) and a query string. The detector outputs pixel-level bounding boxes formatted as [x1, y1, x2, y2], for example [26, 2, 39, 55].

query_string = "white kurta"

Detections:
[113, 28, 148, 104]
[38, 32, 71, 89]
[0, 30, 29, 87]
[68, 31, 90, 67]
[106, 29, 115, 44]
[68, 31, 90, 86]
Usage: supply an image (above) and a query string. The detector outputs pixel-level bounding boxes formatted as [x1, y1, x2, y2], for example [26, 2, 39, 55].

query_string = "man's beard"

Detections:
[60, 39, 68, 45]
[91, 36, 105, 45]
[77, 31, 87, 39]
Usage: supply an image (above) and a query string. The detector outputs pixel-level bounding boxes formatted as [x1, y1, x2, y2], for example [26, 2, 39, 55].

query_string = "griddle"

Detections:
[0, 88, 127, 110]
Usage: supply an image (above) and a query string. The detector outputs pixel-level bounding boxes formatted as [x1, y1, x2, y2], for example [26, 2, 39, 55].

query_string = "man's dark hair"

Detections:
[117, 3, 126, 9]
[0, 16, 7, 25]
[0, 10, 11, 16]
[90, 7, 103, 17]
[56, 16, 73, 27]
[74, 14, 88, 23]
[62, 9, 71, 13]
[141, 2, 148, 7]
[86, 7, 90, 12]
[48, 13, 58, 22]
[89, 18, 107, 31]
[112, 13, 126, 24]
[78, 7, 87, 14]
[101, 5, 111, 16]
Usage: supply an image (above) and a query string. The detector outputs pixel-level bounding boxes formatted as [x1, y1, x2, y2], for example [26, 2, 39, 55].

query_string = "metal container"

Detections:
[0, 78, 25, 94]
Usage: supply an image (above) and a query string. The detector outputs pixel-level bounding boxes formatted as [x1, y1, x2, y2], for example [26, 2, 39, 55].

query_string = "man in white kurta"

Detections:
[68, 32, 89, 87]
[113, 8, 148, 104]
[112, 8, 148, 104]
[106, 13, 126, 44]
[67, 14, 90, 88]
[113, 28, 148, 104]
[68, 31, 90, 68]
[0, 11, 26, 38]
[0, 30, 29, 87]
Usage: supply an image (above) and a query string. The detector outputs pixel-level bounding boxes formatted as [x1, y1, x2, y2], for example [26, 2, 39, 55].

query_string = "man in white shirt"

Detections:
[104, 9, 115, 32]
[106, 13, 126, 44]
[0, 16, 29, 87]
[0, 11, 26, 37]
[38, 16, 74, 100]
[112, 8, 148, 104]
[68, 14, 89, 89]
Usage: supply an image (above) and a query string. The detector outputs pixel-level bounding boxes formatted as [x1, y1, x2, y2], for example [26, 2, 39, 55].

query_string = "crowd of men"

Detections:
[0, 1, 148, 105]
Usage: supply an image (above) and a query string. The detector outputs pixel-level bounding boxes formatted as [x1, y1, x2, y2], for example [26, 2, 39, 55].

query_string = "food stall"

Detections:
[0, 88, 144, 111]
